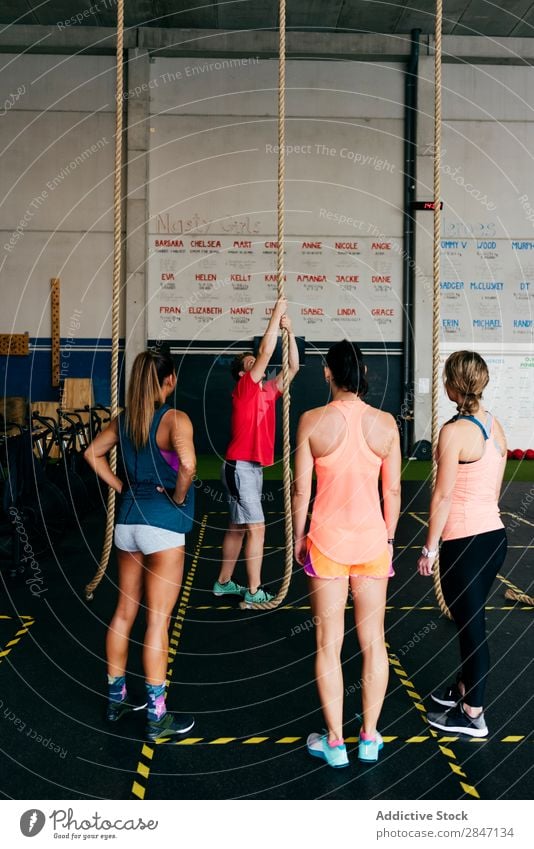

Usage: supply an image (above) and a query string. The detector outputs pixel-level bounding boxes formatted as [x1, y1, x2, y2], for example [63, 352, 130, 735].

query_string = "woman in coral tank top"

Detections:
[292, 340, 401, 767]
[418, 351, 508, 738]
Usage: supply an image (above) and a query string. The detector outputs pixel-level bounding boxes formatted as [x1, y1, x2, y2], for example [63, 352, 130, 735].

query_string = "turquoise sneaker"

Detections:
[243, 586, 275, 606]
[358, 730, 384, 763]
[307, 732, 349, 768]
[213, 579, 246, 598]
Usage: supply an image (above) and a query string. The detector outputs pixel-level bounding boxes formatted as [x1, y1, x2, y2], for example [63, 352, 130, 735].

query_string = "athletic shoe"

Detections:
[306, 732, 349, 768]
[431, 682, 463, 708]
[213, 579, 246, 598]
[426, 704, 488, 737]
[243, 586, 275, 606]
[106, 699, 147, 723]
[145, 711, 195, 742]
[358, 731, 384, 763]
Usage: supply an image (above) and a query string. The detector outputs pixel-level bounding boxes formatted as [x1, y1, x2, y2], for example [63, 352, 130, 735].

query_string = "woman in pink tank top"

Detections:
[292, 340, 401, 767]
[417, 351, 508, 738]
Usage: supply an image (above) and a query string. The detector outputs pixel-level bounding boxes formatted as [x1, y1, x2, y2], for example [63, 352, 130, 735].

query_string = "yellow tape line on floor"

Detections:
[188, 604, 532, 612]
[0, 617, 35, 663]
[151, 734, 528, 746]
[130, 514, 208, 801]
[388, 651, 481, 799]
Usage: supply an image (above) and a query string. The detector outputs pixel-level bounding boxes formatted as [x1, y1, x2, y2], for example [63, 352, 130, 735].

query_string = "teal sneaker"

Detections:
[358, 731, 384, 763]
[213, 579, 247, 598]
[307, 732, 349, 768]
[243, 586, 275, 606]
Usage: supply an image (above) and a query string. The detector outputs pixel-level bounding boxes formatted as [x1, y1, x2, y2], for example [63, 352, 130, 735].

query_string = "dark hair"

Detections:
[126, 347, 175, 448]
[326, 339, 368, 396]
[230, 351, 254, 382]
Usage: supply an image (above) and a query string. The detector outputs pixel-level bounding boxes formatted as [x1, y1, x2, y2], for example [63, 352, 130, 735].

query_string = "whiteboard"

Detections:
[147, 59, 405, 344]
[148, 233, 403, 343]
[440, 239, 534, 346]
[439, 348, 534, 450]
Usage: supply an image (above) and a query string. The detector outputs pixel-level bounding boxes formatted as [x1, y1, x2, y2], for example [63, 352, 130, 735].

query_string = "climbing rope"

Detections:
[240, 0, 293, 610]
[431, 0, 452, 619]
[504, 588, 534, 606]
[85, 0, 124, 600]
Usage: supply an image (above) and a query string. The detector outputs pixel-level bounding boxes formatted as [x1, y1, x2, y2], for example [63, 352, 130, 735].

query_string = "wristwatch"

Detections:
[421, 545, 438, 558]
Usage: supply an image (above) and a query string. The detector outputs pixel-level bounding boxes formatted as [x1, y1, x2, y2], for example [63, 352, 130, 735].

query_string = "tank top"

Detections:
[442, 412, 505, 541]
[116, 404, 194, 533]
[308, 396, 388, 563]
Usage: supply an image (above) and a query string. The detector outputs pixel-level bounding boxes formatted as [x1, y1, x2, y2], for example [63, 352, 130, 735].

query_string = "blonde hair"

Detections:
[443, 350, 489, 415]
[125, 350, 175, 449]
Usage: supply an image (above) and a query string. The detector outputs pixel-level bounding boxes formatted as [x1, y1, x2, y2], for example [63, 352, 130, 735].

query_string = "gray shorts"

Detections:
[221, 460, 264, 525]
[114, 524, 185, 555]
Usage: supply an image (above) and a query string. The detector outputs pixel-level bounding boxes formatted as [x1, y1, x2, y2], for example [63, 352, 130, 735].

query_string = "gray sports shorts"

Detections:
[115, 524, 185, 555]
[221, 460, 264, 525]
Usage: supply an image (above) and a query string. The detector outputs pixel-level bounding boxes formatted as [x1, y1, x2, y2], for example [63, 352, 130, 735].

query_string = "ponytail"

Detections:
[125, 349, 175, 449]
[458, 393, 482, 416]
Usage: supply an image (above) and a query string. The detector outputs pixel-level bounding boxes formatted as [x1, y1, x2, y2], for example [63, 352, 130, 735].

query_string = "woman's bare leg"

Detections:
[106, 549, 144, 677]
[143, 546, 184, 684]
[309, 576, 350, 742]
[350, 575, 389, 737]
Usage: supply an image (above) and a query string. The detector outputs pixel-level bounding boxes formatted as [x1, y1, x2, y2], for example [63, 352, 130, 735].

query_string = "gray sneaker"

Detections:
[431, 682, 463, 708]
[427, 704, 488, 737]
[213, 579, 246, 597]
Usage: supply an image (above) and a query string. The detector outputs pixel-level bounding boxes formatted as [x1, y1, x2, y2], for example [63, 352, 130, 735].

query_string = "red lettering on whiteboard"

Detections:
[189, 306, 223, 315]
[155, 239, 184, 248]
[297, 274, 327, 283]
[190, 239, 221, 248]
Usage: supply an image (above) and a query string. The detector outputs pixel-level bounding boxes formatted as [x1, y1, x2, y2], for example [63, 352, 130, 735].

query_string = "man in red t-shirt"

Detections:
[214, 296, 299, 605]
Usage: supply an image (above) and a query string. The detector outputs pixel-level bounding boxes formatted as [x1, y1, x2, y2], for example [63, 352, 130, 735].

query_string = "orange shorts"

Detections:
[304, 539, 393, 580]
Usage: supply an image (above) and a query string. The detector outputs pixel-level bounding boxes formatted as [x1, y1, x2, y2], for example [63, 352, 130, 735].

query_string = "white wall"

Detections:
[0, 54, 119, 340]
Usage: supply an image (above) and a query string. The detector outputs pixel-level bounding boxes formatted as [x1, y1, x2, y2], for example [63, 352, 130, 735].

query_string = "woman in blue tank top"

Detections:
[85, 348, 196, 742]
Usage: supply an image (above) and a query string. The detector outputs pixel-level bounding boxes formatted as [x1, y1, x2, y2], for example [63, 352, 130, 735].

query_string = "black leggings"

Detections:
[439, 528, 507, 707]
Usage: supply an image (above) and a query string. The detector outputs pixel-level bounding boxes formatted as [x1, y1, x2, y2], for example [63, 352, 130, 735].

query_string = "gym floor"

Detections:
[0, 479, 532, 800]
